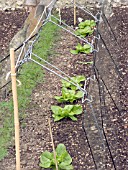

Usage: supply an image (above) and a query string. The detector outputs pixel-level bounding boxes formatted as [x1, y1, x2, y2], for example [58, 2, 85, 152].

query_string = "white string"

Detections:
[6, 71, 11, 81]
[16, 79, 22, 86]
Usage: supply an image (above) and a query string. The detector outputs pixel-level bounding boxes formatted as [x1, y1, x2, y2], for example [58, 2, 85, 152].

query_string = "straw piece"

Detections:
[48, 118, 58, 170]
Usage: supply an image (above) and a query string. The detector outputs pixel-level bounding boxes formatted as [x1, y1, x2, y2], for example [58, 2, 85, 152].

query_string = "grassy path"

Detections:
[0, 21, 60, 160]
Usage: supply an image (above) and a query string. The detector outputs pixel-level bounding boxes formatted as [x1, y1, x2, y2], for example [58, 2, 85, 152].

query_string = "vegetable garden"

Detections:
[0, 1, 127, 170]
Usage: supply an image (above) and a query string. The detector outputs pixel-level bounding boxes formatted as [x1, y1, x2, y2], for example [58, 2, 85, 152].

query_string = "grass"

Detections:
[0, 20, 60, 160]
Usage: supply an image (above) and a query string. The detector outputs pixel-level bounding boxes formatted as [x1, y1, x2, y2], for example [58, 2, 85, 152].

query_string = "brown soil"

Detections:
[0, 7, 127, 170]
[0, 9, 28, 58]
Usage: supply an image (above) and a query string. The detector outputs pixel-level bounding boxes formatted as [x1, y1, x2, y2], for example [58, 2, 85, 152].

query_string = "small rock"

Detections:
[90, 126, 96, 130]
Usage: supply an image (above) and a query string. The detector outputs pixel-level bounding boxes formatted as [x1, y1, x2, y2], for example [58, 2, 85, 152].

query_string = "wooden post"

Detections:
[74, 0, 76, 25]
[10, 48, 20, 170]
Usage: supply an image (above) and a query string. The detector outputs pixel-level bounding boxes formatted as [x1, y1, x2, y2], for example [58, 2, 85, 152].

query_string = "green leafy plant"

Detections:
[55, 88, 84, 103]
[51, 105, 83, 121]
[70, 43, 92, 54]
[75, 26, 93, 37]
[75, 20, 96, 37]
[62, 75, 85, 90]
[78, 20, 96, 29]
[39, 144, 74, 170]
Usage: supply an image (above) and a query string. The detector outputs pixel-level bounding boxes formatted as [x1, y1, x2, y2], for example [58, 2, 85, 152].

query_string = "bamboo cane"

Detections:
[48, 118, 58, 170]
[74, 0, 76, 25]
[10, 48, 20, 170]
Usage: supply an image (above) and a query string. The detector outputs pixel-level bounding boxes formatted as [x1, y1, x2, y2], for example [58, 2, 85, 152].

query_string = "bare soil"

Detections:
[0, 9, 28, 58]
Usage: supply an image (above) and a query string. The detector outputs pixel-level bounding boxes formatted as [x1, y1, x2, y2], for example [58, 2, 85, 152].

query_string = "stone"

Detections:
[0, 0, 24, 10]
[17, 1, 24, 6]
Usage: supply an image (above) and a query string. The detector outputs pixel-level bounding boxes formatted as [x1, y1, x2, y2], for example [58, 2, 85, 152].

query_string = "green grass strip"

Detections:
[0, 20, 60, 160]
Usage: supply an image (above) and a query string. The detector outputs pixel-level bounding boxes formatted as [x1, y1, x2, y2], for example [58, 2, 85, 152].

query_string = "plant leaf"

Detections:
[54, 96, 64, 103]
[83, 20, 91, 26]
[52, 105, 82, 121]
[56, 146, 72, 166]
[61, 79, 71, 88]
[51, 106, 65, 121]
[70, 50, 79, 54]
[59, 163, 74, 170]
[78, 21, 86, 28]
[83, 26, 91, 32]
[76, 29, 87, 36]
[75, 91, 84, 98]
[83, 44, 91, 49]
[55, 88, 82, 103]
[39, 151, 53, 168]
[75, 75, 85, 82]
[76, 43, 83, 51]
[71, 105, 83, 115]
[62, 75, 85, 90]
[78, 20, 90, 28]
[64, 105, 74, 113]
[69, 115, 77, 121]
[83, 44, 92, 54]
[84, 49, 91, 54]
[51, 105, 62, 115]
[90, 20, 96, 27]
[54, 115, 64, 122]
[39, 144, 73, 170]
[72, 43, 92, 54]
[56, 144, 66, 157]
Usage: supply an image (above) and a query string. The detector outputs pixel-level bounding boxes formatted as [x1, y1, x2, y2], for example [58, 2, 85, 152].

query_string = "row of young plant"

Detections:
[39, 75, 85, 170]
[71, 19, 96, 55]
[39, 19, 96, 170]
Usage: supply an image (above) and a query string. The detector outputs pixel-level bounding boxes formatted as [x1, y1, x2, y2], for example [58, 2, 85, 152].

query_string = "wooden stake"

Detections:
[48, 118, 58, 170]
[10, 48, 20, 170]
[74, 0, 76, 25]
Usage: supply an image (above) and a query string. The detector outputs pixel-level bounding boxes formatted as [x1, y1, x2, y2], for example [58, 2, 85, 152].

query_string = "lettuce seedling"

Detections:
[78, 20, 96, 29]
[61, 75, 85, 90]
[55, 87, 84, 103]
[75, 20, 96, 37]
[39, 144, 74, 170]
[51, 105, 83, 121]
[70, 43, 92, 54]
[75, 26, 93, 37]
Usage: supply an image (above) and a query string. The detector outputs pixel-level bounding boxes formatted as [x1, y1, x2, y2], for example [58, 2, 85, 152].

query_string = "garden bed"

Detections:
[0, 6, 127, 170]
